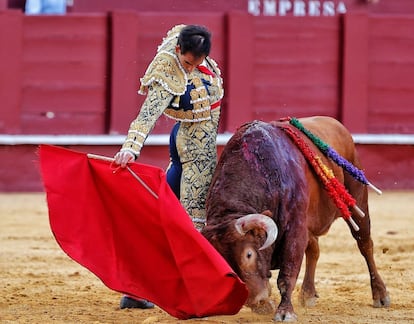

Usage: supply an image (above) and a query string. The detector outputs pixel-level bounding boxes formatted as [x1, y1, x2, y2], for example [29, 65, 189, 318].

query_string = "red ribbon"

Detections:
[197, 65, 215, 77]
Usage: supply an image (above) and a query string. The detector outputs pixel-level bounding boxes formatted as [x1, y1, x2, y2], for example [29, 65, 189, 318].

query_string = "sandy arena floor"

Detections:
[1, 191, 414, 323]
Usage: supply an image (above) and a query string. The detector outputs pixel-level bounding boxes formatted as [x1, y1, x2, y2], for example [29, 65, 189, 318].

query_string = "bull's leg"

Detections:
[347, 214, 390, 307]
[299, 234, 320, 307]
[346, 179, 390, 308]
[275, 275, 298, 322]
[274, 226, 308, 322]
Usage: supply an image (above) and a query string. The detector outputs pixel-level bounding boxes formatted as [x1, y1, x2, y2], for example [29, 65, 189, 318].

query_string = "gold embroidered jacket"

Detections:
[121, 25, 224, 157]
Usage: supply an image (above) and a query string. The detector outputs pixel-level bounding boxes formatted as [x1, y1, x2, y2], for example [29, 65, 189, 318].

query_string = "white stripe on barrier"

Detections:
[0, 133, 413, 146]
[351, 134, 414, 145]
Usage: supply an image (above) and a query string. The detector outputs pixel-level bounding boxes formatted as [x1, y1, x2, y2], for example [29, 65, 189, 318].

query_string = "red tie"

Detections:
[197, 65, 215, 77]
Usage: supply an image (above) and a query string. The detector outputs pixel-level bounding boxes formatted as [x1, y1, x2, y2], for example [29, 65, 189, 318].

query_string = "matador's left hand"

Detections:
[114, 151, 135, 168]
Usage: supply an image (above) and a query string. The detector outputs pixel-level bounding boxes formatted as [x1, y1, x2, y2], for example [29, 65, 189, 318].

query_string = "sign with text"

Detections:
[248, 0, 347, 16]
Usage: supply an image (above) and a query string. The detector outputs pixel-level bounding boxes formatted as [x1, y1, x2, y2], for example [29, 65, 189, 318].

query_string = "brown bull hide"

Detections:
[202, 116, 390, 322]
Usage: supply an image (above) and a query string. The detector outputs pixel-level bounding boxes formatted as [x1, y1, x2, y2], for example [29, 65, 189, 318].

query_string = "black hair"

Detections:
[177, 25, 211, 58]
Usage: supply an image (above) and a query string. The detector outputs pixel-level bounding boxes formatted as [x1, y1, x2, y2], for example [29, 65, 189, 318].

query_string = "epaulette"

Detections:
[139, 51, 187, 96]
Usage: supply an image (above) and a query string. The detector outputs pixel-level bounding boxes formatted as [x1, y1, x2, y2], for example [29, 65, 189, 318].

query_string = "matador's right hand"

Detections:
[114, 150, 135, 168]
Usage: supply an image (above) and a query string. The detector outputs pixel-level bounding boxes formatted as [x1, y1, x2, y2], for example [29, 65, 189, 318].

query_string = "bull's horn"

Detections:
[234, 214, 278, 250]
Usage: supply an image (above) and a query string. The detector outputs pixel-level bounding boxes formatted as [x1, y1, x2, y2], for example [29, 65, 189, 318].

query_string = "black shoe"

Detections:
[120, 296, 154, 309]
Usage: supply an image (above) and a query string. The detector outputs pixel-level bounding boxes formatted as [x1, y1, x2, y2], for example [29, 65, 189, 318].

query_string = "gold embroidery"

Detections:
[205, 57, 224, 101]
[123, 25, 224, 156]
[139, 52, 186, 96]
[139, 25, 187, 96]
[121, 24, 224, 230]
[163, 75, 215, 122]
[176, 108, 221, 229]
[164, 108, 211, 122]
[122, 84, 174, 156]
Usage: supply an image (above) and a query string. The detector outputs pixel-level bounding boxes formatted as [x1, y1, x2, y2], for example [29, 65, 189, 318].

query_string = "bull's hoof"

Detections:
[299, 290, 319, 307]
[373, 292, 391, 308]
[274, 310, 297, 322]
[250, 299, 275, 314]
[302, 296, 318, 307]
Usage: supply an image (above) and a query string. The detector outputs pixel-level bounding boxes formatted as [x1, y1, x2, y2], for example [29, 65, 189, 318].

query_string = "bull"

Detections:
[201, 116, 390, 321]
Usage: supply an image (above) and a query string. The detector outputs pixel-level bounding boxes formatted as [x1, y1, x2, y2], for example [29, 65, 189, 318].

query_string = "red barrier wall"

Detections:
[1, 9, 414, 191]
[0, 10, 23, 134]
[226, 13, 341, 132]
[367, 15, 414, 133]
[20, 14, 109, 134]
[2, 10, 413, 135]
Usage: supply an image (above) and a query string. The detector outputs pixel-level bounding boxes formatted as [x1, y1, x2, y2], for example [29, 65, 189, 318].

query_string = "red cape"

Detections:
[39, 145, 248, 319]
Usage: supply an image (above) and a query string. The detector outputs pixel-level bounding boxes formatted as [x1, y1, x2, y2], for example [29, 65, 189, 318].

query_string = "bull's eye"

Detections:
[247, 251, 253, 259]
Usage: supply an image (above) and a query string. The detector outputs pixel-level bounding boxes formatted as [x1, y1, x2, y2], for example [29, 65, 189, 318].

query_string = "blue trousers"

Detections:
[166, 123, 181, 198]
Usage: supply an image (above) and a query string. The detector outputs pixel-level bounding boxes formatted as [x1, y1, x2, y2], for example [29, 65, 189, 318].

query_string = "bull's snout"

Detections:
[246, 281, 275, 314]
[248, 297, 275, 315]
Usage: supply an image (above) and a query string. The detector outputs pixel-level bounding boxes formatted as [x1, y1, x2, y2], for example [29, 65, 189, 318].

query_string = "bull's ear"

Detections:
[261, 210, 273, 218]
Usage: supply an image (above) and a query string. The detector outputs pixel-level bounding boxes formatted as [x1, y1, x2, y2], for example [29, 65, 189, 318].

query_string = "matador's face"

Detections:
[175, 45, 205, 74]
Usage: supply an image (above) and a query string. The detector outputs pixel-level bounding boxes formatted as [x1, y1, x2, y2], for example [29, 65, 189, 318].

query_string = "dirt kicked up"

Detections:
[1, 191, 414, 323]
